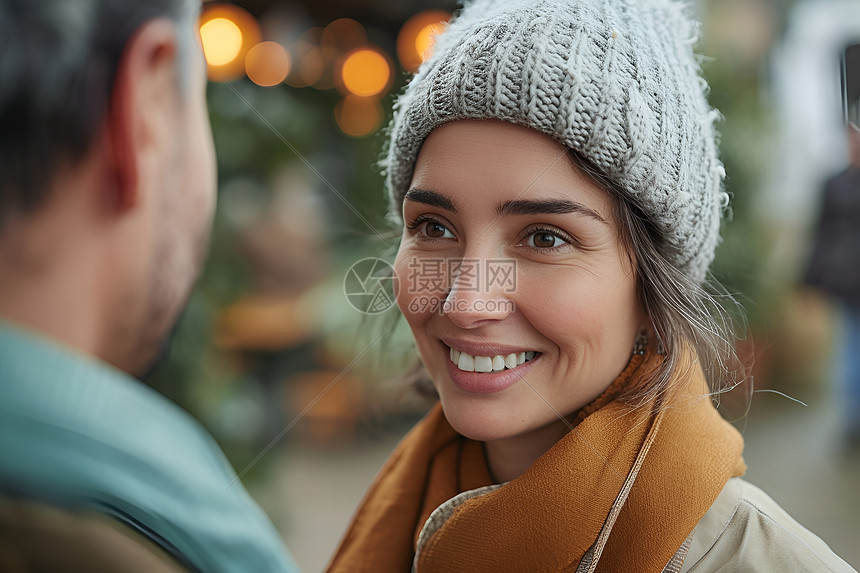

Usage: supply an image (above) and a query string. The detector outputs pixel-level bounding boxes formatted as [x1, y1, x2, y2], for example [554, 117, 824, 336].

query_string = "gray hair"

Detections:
[0, 0, 198, 224]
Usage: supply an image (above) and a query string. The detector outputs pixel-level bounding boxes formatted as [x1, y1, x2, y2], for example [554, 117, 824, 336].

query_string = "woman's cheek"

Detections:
[515, 270, 575, 318]
[393, 251, 446, 323]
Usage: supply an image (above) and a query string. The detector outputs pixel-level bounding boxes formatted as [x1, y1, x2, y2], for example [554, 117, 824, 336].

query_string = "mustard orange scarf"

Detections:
[326, 350, 745, 572]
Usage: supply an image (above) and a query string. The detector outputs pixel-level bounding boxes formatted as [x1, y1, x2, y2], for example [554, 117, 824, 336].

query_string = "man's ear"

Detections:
[849, 122, 860, 163]
[105, 19, 182, 212]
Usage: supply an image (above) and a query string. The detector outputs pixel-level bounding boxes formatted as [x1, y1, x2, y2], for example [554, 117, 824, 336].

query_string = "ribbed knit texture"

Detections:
[383, 0, 727, 282]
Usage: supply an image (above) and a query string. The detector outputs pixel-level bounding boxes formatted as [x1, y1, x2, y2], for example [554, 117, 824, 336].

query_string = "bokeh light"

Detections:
[339, 48, 392, 97]
[396, 10, 450, 73]
[415, 21, 445, 61]
[199, 4, 261, 82]
[334, 95, 384, 137]
[245, 41, 291, 87]
[287, 28, 333, 89]
[201, 18, 243, 66]
[321, 18, 367, 59]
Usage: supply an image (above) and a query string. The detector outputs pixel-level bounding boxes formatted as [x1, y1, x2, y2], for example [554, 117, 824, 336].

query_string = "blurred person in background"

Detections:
[0, 1, 299, 571]
[804, 123, 860, 453]
[326, 0, 856, 571]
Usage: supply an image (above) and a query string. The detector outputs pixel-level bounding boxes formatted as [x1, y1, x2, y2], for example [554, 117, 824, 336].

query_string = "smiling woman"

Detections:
[325, 0, 855, 572]
[396, 120, 643, 465]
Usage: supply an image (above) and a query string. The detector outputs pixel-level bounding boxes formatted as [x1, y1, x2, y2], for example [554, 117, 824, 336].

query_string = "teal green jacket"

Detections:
[0, 322, 300, 573]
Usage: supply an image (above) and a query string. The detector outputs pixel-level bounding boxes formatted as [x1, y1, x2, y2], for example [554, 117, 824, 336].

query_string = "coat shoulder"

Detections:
[681, 478, 856, 572]
[0, 495, 191, 573]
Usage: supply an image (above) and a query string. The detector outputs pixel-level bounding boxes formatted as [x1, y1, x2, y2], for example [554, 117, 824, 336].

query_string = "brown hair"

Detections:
[565, 150, 748, 404]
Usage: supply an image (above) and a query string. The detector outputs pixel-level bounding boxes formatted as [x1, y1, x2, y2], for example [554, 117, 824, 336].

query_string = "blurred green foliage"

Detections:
[147, 0, 802, 468]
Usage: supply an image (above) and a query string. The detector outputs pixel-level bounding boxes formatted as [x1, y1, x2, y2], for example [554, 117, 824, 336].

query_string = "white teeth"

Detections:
[474, 356, 493, 372]
[449, 346, 538, 372]
[458, 353, 475, 372]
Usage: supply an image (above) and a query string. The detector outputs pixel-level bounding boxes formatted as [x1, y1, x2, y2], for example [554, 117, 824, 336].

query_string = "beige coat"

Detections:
[414, 477, 855, 572]
[681, 478, 855, 572]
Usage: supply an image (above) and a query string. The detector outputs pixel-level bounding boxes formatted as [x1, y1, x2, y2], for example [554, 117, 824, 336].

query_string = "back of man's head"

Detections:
[0, 0, 217, 376]
[0, 0, 199, 221]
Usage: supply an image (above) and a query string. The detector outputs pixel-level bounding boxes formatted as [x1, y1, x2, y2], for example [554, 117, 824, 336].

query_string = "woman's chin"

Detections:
[448, 420, 511, 443]
[439, 399, 545, 443]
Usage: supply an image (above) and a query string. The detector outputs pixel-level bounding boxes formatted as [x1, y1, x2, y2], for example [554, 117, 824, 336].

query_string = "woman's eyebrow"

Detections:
[496, 198, 608, 224]
[404, 188, 457, 212]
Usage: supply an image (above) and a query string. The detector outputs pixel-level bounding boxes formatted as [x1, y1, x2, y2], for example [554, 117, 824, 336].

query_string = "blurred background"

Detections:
[146, 0, 860, 569]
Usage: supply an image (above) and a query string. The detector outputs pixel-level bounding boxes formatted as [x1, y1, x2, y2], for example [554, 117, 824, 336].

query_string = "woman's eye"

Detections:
[524, 230, 569, 249]
[424, 221, 454, 239]
[406, 216, 456, 240]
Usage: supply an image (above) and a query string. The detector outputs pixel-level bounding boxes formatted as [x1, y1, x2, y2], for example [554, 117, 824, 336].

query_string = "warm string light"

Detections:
[286, 28, 326, 89]
[200, 18, 243, 66]
[199, 4, 261, 82]
[396, 10, 450, 74]
[321, 18, 367, 60]
[245, 41, 291, 87]
[339, 48, 392, 98]
[334, 95, 383, 138]
[334, 45, 392, 137]
[199, 8, 451, 137]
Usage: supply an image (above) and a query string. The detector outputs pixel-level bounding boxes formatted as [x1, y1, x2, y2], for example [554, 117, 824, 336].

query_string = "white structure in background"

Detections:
[769, 0, 860, 243]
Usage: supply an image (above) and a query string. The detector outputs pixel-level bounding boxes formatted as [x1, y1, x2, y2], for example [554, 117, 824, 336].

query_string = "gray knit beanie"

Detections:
[383, 0, 727, 283]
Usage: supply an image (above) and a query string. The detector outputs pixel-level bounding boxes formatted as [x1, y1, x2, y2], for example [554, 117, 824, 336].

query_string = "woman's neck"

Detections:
[484, 419, 571, 483]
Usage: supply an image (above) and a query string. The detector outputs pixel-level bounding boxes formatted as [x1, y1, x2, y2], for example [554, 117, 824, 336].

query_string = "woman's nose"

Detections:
[443, 258, 516, 329]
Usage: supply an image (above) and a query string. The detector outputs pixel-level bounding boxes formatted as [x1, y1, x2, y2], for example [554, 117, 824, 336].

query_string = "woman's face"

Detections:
[394, 120, 644, 444]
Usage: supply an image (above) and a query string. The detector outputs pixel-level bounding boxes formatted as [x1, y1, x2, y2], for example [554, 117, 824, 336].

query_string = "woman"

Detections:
[327, 0, 855, 571]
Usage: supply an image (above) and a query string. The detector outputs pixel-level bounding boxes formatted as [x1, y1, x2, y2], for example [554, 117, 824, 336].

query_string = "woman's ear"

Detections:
[104, 19, 181, 212]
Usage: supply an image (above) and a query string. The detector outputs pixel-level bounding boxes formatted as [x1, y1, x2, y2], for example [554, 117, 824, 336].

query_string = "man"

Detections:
[0, 1, 300, 571]
[805, 123, 860, 452]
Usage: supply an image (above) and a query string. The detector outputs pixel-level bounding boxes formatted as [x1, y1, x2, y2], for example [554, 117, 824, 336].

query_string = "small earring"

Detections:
[633, 331, 648, 356]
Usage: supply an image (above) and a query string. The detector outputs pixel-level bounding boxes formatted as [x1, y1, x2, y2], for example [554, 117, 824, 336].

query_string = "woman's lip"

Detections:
[442, 342, 541, 394]
[440, 337, 538, 357]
